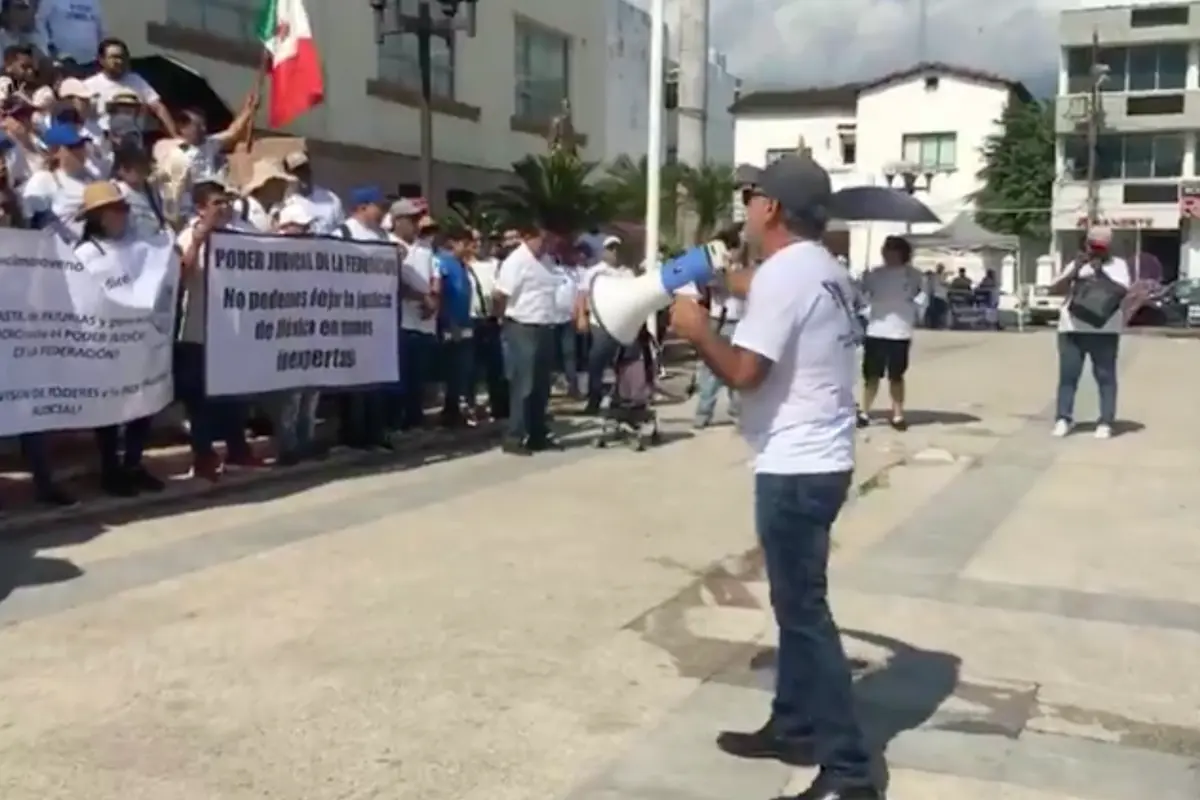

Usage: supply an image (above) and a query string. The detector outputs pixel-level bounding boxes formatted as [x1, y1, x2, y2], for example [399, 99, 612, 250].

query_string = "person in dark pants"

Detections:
[581, 235, 631, 413]
[435, 224, 477, 426]
[669, 154, 879, 799]
[492, 226, 561, 455]
[466, 232, 509, 420]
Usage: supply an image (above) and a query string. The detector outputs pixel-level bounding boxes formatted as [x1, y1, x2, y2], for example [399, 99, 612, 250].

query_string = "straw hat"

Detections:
[76, 181, 127, 219]
[243, 158, 297, 193]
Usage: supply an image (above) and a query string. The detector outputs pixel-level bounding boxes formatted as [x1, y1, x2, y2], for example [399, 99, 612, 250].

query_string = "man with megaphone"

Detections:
[667, 155, 879, 800]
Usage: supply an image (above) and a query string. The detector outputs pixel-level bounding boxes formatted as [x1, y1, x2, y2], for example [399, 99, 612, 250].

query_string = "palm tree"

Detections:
[599, 154, 681, 229]
[444, 201, 502, 237]
[484, 150, 610, 234]
[677, 163, 737, 243]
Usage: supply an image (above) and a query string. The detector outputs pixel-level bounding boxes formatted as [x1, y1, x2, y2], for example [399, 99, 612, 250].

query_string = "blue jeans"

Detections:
[756, 470, 871, 786]
[695, 318, 740, 422]
[399, 329, 437, 429]
[555, 322, 580, 395]
[173, 342, 251, 460]
[586, 327, 620, 409]
[1055, 333, 1118, 425]
[274, 389, 320, 455]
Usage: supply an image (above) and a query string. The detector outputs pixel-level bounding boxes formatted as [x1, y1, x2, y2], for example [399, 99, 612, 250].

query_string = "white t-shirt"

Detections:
[399, 238, 437, 335]
[296, 185, 344, 235]
[468, 257, 499, 317]
[1057, 257, 1132, 334]
[233, 195, 277, 232]
[20, 167, 89, 241]
[175, 216, 256, 343]
[37, 0, 103, 64]
[494, 242, 559, 325]
[860, 263, 924, 340]
[83, 71, 158, 130]
[731, 240, 858, 475]
[551, 263, 581, 324]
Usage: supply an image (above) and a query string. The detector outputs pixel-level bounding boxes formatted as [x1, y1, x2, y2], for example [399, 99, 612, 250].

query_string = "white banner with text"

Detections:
[203, 231, 400, 396]
[0, 229, 179, 436]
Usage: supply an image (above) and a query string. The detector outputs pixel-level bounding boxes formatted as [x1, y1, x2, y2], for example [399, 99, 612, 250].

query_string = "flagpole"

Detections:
[644, 0, 665, 273]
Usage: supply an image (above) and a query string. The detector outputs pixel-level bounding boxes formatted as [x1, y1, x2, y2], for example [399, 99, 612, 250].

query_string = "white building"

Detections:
[108, 0, 607, 206]
[1053, 2, 1200, 282]
[601, 0, 738, 165]
[731, 62, 1029, 283]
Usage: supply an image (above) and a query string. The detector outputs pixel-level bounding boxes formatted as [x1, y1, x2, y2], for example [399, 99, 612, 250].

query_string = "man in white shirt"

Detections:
[333, 185, 395, 449]
[83, 37, 179, 136]
[173, 179, 263, 481]
[36, 0, 102, 68]
[467, 230, 509, 419]
[390, 201, 440, 431]
[667, 155, 878, 800]
[1048, 225, 1131, 439]
[282, 150, 344, 235]
[857, 235, 924, 430]
[493, 225, 562, 454]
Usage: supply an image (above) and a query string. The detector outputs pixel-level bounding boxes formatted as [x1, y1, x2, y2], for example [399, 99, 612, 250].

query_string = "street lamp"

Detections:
[882, 161, 934, 195]
[370, 0, 479, 204]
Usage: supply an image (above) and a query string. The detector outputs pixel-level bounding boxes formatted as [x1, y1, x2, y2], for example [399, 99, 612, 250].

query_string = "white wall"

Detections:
[603, 0, 654, 162]
[107, 0, 608, 171]
[852, 74, 1010, 272]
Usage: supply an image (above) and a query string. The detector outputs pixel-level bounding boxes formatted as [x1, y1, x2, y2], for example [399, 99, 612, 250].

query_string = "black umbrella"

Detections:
[132, 54, 234, 131]
[829, 186, 940, 224]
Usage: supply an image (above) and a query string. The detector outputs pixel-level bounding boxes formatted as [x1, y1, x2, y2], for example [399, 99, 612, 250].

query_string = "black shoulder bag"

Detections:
[1068, 261, 1127, 327]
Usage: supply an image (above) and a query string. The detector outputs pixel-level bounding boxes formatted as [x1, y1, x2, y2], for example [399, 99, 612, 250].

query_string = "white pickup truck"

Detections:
[1028, 285, 1064, 325]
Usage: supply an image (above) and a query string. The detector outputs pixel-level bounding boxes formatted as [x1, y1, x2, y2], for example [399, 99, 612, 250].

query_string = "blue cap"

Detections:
[349, 185, 386, 208]
[42, 123, 86, 149]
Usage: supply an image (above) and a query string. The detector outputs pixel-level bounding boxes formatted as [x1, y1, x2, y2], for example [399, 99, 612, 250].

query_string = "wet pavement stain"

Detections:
[1032, 703, 1200, 758]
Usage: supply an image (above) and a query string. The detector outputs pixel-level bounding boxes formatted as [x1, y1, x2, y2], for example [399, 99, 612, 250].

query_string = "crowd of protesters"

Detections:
[0, 17, 646, 512]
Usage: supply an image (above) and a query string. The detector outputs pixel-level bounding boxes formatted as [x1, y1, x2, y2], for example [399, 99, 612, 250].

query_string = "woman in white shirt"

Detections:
[74, 180, 167, 496]
[20, 121, 93, 240]
[466, 229, 508, 420]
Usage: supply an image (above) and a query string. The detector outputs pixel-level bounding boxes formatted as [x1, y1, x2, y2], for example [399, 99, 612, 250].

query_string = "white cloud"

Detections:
[708, 0, 1167, 92]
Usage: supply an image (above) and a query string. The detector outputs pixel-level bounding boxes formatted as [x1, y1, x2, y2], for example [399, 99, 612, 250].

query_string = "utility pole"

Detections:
[371, 0, 478, 205]
[1085, 29, 1104, 226]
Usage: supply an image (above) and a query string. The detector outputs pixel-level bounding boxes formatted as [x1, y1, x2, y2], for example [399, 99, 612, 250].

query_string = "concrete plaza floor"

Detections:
[0, 331, 1196, 799]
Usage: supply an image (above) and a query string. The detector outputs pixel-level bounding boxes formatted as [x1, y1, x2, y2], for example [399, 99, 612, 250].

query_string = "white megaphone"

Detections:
[588, 241, 729, 344]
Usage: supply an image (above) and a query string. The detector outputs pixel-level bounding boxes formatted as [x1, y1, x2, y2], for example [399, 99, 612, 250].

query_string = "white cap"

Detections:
[602, 234, 622, 248]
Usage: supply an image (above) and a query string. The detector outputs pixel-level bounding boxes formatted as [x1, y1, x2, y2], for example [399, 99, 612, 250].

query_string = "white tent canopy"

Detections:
[910, 212, 1019, 251]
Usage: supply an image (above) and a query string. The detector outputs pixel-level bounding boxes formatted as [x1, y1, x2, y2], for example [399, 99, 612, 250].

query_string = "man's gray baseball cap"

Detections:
[754, 155, 833, 218]
[734, 163, 761, 185]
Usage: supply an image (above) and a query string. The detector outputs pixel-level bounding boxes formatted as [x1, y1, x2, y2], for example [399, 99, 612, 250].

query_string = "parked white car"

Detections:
[1028, 285, 1064, 325]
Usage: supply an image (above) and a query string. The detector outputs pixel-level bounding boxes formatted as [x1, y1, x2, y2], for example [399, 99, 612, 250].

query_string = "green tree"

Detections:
[974, 98, 1056, 238]
[599, 154, 682, 230]
[484, 150, 611, 234]
[677, 163, 736, 242]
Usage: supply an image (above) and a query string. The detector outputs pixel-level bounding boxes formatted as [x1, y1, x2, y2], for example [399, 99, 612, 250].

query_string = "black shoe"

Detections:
[501, 439, 532, 456]
[276, 452, 302, 467]
[34, 485, 76, 508]
[855, 412, 870, 429]
[889, 416, 908, 431]
[127, 467, 165, 493]
[100, 471, 138, 498]
[716, 722, 816, 765]
[527, 435, 563, 452]
[775, 778, 880, 800]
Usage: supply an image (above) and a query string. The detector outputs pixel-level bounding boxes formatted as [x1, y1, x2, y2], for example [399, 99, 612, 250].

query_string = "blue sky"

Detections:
[707, 0, 1158, 97]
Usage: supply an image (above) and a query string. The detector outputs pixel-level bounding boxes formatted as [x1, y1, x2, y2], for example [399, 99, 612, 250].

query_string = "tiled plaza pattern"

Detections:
[0, 331, 1196, 799]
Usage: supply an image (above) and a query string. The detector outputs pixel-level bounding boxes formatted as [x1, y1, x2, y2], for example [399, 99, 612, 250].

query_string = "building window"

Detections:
[1130, 5, 1189, 27]
[377, 28, 456, 98]
[837, 125, 857, 166]
[901, 132, 956, 171]
[514, 20, 570, 120]
[1065, 44, 1187, 93]
[1062, 133, 1183, 179]
[1127, 93, 1185, 115]
[165, 0, 259, 40]
[665, 69, 679, 110]
[764, 148, 792, 164]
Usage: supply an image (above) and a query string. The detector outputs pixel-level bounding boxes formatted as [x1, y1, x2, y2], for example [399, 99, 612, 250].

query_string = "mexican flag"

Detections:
[256, 0, 324, 127]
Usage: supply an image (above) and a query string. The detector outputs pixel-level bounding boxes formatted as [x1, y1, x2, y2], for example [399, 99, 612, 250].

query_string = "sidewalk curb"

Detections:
[0, 423, 506, 540]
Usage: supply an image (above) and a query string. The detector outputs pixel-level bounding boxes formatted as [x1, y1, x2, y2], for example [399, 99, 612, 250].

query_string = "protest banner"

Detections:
[203, 231, 400, 396]
[0, 229, 179, 436]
